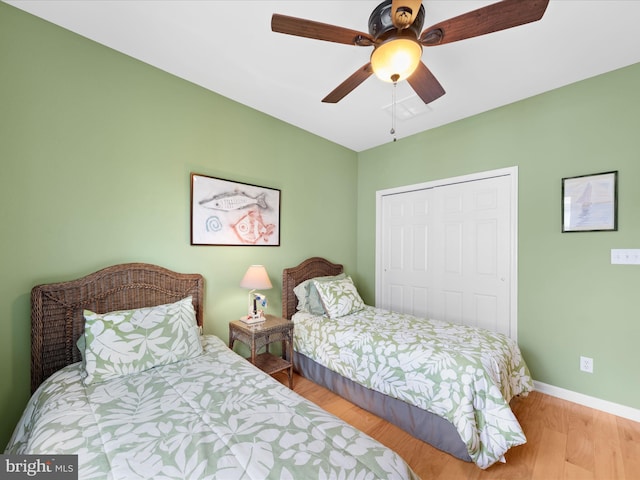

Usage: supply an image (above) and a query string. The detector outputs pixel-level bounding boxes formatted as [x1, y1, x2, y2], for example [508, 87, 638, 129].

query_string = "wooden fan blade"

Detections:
[407, 61, 446, 104]
[322, 64, 374, 103]
[272, 14, 374, 46]
[391, 0, 423, 29]
[419, 0, 549, 46]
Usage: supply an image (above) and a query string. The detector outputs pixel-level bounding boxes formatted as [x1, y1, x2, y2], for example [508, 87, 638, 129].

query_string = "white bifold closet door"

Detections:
[377, 170, 516, 338]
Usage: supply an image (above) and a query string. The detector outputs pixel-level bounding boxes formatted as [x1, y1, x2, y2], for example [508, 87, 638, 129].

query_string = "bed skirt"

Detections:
[294, 352, 471, 462]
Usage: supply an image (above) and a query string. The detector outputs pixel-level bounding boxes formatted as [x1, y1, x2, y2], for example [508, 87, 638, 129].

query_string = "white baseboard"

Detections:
[533, 381, 640, 423]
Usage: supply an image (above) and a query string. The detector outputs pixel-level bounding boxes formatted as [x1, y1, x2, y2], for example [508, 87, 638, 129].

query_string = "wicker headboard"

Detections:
[30, 263, 204, 393]
[282, 257, 343, 320]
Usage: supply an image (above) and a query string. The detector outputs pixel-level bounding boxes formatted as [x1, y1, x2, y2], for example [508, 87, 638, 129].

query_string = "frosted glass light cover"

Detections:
[371, 38, 422, 83]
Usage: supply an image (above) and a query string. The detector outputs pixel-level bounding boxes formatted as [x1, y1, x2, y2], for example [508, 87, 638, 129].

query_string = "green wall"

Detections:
[2, 0, 639, 454]
[0, 3, 358, 449]
[357, 63, 640, 411]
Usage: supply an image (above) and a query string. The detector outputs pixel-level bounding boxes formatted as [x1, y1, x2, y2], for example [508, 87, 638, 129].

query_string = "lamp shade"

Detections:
[370, 38, 422, 83]
[240, 265, 273, 290]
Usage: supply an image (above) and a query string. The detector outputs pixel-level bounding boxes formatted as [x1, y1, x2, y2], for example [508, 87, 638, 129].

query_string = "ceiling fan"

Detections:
[271, 0, 550, 104]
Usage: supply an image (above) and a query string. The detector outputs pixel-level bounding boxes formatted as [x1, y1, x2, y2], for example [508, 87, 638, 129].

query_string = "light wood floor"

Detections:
[280, 372, 640, 480]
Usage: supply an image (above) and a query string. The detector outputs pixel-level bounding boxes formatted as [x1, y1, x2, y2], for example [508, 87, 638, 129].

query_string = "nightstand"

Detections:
[229, 314, 294, 388]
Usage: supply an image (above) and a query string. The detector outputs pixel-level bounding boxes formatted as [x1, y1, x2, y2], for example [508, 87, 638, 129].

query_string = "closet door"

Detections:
[432, 175, 511, 334]
[377, 170, 516, 338]
[380, 187, 434, 318]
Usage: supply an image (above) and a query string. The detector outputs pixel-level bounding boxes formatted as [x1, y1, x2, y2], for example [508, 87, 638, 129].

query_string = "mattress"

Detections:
[292, 306, 534, 468]
[6, 334, 418, 480]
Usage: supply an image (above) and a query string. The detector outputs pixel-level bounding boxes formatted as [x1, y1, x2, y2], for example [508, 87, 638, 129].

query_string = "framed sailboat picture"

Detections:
[562, 171, 618, 232]
[191, 173, 281, 246]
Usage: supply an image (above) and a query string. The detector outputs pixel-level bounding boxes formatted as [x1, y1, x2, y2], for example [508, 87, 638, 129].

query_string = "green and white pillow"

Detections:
[80, 296, 202, 385]
[294, 273, 346, 315]
[313, 276, 365, 318]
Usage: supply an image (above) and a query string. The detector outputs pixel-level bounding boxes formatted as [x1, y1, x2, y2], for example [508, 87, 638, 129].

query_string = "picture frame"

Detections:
[562, 171, 618, 232]
[191, 173, 281, 246]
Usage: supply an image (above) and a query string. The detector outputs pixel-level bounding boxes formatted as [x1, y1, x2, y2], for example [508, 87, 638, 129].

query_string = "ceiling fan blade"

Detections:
[322, 64, 374, 103]
[419, 0, 549, 46]
[391, 0, 423, 29]
[272, 14, 374, 46]
[407, 61, 446, 104]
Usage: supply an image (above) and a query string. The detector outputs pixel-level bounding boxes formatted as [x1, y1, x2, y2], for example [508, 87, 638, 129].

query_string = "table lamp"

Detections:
[240, 265, 272, 324]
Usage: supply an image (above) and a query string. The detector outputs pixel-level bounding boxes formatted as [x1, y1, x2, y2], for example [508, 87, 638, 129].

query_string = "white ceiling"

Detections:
[7, 0, 640, 152]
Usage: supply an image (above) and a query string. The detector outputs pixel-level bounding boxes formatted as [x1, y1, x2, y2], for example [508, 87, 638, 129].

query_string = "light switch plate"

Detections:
[611, 249, 640, 265]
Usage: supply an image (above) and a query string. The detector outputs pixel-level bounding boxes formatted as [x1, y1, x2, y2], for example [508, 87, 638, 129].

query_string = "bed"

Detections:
[5, 262, 418, 480]
[282, 257, 534, 469]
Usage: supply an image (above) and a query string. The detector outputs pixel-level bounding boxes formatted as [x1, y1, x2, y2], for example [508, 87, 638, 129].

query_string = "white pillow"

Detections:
[313, 276, 365, 318]
[81, 296, 202, 385]
[293, 273, 346, 314]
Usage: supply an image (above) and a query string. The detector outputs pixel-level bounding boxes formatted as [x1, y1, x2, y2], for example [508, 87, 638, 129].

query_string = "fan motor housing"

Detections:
[368, 0, 425, 41]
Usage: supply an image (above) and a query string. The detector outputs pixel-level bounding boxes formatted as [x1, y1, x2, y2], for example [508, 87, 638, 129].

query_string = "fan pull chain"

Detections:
[390, 74, 399, 142]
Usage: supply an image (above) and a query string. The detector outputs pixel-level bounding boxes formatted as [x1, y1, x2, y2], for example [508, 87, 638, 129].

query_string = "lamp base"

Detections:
[240, 314, 265, 325]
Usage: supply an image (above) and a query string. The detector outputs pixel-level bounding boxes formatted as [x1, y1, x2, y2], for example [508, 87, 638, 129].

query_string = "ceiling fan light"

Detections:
[370, 38, 422, 83]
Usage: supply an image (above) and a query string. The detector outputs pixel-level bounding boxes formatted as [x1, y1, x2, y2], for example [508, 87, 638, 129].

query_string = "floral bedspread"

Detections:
[6, 335, 418, 480]
[293, 306, 534, 468]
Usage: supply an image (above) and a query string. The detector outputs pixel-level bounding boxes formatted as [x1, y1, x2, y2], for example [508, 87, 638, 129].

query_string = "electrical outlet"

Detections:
[580, 356, 594, 373]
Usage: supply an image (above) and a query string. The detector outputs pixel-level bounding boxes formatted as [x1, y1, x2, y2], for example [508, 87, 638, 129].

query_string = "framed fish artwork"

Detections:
[191, 173, 281, 246]
[562, 171, 617, 232]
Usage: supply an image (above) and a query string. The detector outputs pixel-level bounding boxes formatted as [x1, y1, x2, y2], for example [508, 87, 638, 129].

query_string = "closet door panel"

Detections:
[379, 172, 514, 337]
